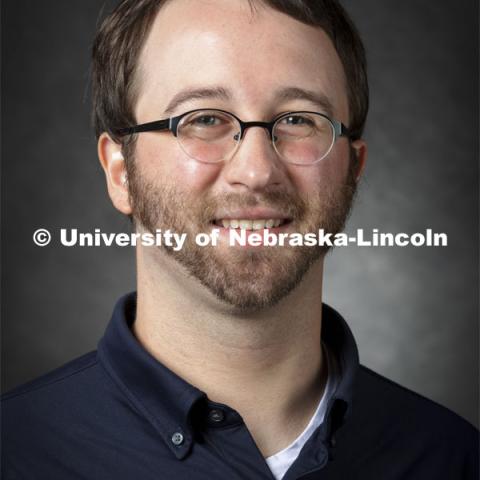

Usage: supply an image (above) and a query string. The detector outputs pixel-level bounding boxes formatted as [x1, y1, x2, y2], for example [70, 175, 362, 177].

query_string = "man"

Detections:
[2, 0, 478, 479]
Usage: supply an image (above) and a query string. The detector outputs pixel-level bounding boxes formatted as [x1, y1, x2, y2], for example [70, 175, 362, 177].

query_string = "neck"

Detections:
[133, 246, 327, 457]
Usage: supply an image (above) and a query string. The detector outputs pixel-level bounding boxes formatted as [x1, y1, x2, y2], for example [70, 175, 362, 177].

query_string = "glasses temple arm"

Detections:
[114, 118, 170, 137]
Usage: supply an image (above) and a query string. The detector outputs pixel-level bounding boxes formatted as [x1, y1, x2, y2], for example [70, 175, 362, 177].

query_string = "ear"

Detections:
[97, 132, 132, 215]
[350, 139, 367, 182]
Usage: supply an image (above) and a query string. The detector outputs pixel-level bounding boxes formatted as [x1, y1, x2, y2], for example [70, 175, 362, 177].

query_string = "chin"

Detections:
[167, 243, 325, 312]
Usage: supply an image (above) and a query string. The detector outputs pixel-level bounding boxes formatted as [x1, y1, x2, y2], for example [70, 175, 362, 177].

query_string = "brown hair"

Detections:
[91, 0, 368, 153]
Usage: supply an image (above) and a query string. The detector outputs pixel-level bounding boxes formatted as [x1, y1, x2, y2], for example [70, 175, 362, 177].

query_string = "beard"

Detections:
[126, 158, 357, 312]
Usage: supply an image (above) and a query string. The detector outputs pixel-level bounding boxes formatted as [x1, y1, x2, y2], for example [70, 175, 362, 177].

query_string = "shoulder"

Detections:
[1, 349, 151, 479]
[1, 350, 114, 435]
[355, 364, 477, 436]
[2, 350, 99, 403]
[2, 351, 126, 476]
[339, 364, 479, 477]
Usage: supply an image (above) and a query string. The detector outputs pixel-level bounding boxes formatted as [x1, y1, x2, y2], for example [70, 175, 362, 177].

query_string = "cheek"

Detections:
[287, 147, 351, 193]
[135, 135, 222, 192]
[318, 153, 350, 185]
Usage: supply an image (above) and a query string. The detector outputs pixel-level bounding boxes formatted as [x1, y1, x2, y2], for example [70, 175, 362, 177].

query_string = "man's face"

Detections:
[127, 0, 360, 311]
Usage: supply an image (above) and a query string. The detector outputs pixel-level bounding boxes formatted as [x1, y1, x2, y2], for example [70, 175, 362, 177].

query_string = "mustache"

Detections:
[199, 191, 308, 221]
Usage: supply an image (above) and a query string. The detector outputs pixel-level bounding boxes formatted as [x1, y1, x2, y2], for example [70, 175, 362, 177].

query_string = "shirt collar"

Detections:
[97, 292, 359, 459]
[321, 303, 359, 437]
[98, 292, 206, 459]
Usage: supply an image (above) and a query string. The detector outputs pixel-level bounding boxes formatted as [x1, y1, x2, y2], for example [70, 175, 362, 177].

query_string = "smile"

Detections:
[214, 219, 290, 230]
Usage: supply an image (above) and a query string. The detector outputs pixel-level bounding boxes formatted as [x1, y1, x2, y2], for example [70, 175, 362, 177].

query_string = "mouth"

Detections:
[212, 218, 292, 230]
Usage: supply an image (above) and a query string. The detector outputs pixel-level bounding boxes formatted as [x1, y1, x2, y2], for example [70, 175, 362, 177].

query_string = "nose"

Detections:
[221, 126, 283, 192]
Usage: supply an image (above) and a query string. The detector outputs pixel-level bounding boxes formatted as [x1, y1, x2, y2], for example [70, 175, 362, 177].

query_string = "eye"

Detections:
[280, 114, 315, 127]
[190, 114, 224, 127]
[179, 111, 235, 141]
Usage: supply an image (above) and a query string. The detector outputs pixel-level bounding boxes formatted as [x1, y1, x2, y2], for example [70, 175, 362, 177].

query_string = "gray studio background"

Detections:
[2, 1, 478, 427]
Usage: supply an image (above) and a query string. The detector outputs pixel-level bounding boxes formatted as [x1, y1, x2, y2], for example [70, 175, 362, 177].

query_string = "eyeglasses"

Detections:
[115, 108, 351, 166]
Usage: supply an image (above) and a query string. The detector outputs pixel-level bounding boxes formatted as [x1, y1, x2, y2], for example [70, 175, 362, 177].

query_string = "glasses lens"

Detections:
[177, 110, 240, 163]
[273, 112, 335, 165]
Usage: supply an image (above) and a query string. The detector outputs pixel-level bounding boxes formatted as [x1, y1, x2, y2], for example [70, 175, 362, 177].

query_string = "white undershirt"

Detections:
[265, 343, 338, 480]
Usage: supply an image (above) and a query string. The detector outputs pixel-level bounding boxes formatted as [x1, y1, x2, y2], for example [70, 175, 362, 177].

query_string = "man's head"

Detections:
[92, 0, 368, 151]
[94, 0, 368, 311]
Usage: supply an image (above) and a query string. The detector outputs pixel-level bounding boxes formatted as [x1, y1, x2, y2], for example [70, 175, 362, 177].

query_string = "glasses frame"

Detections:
[114, 108, 352, 165]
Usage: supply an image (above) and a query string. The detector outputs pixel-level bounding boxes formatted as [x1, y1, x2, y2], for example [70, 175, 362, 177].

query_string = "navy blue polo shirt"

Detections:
[2, 292, 478, 479]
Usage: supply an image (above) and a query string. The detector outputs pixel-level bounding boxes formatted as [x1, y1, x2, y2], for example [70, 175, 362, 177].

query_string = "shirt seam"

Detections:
[2, 355, 99, 402]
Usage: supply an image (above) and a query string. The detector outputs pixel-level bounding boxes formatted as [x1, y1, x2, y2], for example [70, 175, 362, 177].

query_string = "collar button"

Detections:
[171, 432, 184, 446]
[208, 409, 225, 423]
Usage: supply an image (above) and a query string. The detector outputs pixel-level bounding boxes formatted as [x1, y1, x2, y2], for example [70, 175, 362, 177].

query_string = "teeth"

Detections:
[239, 220, 253, 230]
[218, 219, 285, 230]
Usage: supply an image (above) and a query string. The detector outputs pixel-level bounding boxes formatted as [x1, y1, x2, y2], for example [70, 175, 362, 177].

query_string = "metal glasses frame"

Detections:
[115, 108, 352, 141]
[114, 109, 352, 164]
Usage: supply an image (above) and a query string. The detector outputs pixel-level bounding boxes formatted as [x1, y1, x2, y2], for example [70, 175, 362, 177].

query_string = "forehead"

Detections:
[135, 0, 349, 120]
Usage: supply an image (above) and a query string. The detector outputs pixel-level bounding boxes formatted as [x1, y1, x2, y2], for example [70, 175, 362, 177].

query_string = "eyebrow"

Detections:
[274, 87, 335, 118]
[164, 87, 232, 115]
[163, 85, 335, 118]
